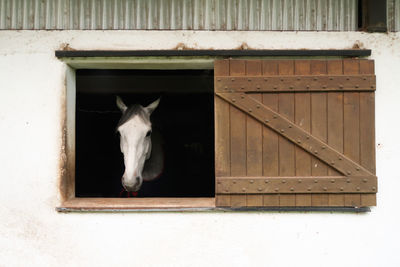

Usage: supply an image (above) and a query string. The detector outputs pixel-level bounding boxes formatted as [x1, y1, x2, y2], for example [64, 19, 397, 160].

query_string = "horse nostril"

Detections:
[136, 177, 140, 183]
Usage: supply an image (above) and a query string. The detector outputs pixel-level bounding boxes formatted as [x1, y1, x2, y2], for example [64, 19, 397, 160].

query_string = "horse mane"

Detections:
[116, 104, 149, 130]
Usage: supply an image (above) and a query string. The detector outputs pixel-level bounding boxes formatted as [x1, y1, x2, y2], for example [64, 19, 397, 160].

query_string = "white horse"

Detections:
[116, 96, 163, 193]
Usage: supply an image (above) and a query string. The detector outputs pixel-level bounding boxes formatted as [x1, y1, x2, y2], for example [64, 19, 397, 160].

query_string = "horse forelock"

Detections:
[116, 104, 150, 130]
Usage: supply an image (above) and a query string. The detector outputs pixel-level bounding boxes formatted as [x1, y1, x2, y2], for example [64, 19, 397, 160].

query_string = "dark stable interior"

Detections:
[76, 69, 215, 197]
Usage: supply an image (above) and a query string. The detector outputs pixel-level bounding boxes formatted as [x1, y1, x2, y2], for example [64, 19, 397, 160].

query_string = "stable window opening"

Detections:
[76, 69, 215, 198]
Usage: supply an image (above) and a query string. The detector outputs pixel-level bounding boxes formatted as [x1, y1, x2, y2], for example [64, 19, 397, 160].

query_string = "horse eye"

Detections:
[146, 130, 152, 137]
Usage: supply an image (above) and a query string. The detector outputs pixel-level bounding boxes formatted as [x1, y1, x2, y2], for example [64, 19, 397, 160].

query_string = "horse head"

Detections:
[116, 96, 160, 192]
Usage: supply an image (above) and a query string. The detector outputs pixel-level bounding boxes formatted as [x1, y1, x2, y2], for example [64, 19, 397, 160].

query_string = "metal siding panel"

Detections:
[295, 0, 306, 31]
[0, 0, 359, 30]
[397, 0, 400, 31]
[215, 0, 226, 30]
[389, 0, 400, 31]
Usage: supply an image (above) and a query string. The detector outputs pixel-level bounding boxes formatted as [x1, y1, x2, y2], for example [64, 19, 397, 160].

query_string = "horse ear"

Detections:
[116, 96, 127, 113]
[145, 98, 160, 115]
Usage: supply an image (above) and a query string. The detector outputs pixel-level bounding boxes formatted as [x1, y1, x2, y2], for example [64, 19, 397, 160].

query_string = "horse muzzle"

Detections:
[122, 176, 142, 192]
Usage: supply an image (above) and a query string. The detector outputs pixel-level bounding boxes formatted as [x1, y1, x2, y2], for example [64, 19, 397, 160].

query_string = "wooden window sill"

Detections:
[57, 197, 216, 212]
[56, 198, 371, 212]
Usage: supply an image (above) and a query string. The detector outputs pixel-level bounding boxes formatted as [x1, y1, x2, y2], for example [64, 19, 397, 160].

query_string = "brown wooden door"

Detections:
[214, 59, 377, 208]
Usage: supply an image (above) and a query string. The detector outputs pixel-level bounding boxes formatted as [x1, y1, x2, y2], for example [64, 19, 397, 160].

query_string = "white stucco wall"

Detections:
[0, 31, 399, 267]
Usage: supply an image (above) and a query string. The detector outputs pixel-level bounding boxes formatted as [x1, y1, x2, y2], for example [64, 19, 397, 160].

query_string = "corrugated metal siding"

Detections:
[0, 0, 358, 31]
[388, 0, 400, 31]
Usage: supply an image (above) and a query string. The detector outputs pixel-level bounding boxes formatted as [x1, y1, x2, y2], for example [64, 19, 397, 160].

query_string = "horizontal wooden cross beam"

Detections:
[215, 75, 376, 93]
[216, 176, 378, 194]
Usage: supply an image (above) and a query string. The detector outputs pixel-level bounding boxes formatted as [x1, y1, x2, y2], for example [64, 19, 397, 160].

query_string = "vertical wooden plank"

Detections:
[229, 60, 247, 207]
[359, 60, 376, 174]
[361, 193, 377, 206]
[344, 194, 361, 207]
[343, 59, 361, 207]
[262, 60, 279, 206]
[327, 60, 345, 206]
[310, 60, 329, 206]
[278, 60, 296, 206]
[359, 59, 376, 206]
[214, 60, 231, 207]
[246, 60, 263, 207]
[294, 60, 312, 206]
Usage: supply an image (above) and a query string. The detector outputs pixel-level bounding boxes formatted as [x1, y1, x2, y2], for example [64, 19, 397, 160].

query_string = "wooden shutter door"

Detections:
[214, 59, 377, 208]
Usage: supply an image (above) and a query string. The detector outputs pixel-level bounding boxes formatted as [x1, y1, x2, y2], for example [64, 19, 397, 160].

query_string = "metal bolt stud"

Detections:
[290, 187, 294, 191]
[217, 78, 221, 82]
[258, 187, 263, 191]
[232, 180, 236, 184]
[232, 99, 236, 102]
[249, 109, 252, 113]
[314, 180, 318, 183]
[340, 187, 344, 191]
[274, 188, 279, 192]
[273, 115, 277, 119]
[346, 179, 351, 183]
[307, 187, 312, 191]
[265, 119, 270, 123]
[241, 95, 245, 99]
[356, 187, 360, 191]
[331, 179, 335, 183]
[347, 171, 351, 175]
[264, 180, 269, 183]
[224, 86, 228, 90]
[242, 188, 246, 192]
[323, 187, 327, 191]
[372, 187, 376, 191]
[264, 78, 268, 81]
[281, 129, 285, 133]
[248, 78, 252, 82]
[256, 105, 260, 109]
[298, 179, 302, 183]
[363, 179, 368, 183]
[282, 180, 286, 184]
[338, 157, 342, 160]
[231, 78, 235, 81]
[250, 180, 254, 184]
